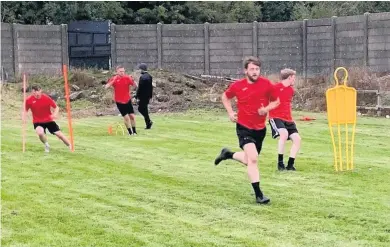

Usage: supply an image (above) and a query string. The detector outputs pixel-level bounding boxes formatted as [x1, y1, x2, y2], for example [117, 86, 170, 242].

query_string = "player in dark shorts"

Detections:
[23, 85, 71, 152]
[214, 56, 280, 204]
[269, 69, 301, 171]
[105, 66, 138, 135]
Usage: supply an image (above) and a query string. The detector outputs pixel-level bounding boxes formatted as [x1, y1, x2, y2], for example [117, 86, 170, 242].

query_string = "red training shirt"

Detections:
[269, 82, 294, 122]
[109, 75, 135, 104]
[224, 77, 275, 130]
[25, 93, 57, 123]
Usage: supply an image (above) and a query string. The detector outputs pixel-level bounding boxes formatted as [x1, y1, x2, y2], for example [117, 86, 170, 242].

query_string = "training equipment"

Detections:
[108, 122, 125, 136]
[22, 73, 27, 152]
[326, 67, 357, 172]
[299, 116, 316, 121]
[63, 65, 75, 152]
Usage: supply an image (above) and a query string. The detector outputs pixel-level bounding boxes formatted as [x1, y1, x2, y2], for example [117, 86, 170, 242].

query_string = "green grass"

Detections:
[1, 110, 390, 247]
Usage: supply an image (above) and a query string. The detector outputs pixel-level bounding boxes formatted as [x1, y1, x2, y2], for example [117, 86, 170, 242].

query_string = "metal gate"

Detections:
[68, 20, 111, 70]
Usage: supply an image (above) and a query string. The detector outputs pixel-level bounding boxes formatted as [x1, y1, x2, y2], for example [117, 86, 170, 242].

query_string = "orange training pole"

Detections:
[63, 65, 75, 152]
[22, 73, 27, 152]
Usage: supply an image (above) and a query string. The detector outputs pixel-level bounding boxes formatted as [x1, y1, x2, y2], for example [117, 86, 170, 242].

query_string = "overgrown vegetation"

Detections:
[2, 67, 389, 121]
[292, 68, 390, 115]
[1, 68, 225, 120]
[2, 1, 390, 24]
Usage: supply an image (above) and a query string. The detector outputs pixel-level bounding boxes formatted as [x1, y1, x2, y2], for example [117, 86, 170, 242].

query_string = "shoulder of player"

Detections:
[43, 93, 56, 102]
[257, 76, 274, 84]
[140, 73, 152, 80]
[41, 93, 51, 99]
[109, 75, 118, 81]
[26, 95, 34, 102]
[124, 75, 135, 83]
[272, 82, 283, 88]
[231, 78, 246, 86]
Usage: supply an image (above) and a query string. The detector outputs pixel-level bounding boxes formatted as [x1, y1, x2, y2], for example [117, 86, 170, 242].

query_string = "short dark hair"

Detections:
[31, 84, 41, 91]
[243, 56, 261, 69]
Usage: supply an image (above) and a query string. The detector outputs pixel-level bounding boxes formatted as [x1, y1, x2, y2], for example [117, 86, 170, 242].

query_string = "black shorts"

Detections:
[236, 123, 266, 154]
[33, 121, 60, 135]
[116, 100, 134, 116]
[269, 118, 298, 139]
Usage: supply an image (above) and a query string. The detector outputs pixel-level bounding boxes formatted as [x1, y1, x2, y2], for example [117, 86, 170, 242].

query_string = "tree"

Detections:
[1, 2, 21, 23]
[293, 1, 390, 20]
[261, 2, 295, 22]
[1, 1, 389, 24]
[134, 8, 158, 24]
[229, 2, 262, 23]
[1, 2, 46, 24]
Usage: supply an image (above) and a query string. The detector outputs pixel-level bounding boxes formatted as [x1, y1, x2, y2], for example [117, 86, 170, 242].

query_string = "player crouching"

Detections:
[23, 85, 72, 152]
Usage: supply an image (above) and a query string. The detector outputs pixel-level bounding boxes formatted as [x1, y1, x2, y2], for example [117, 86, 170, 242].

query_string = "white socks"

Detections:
[44, 142, 50, 153]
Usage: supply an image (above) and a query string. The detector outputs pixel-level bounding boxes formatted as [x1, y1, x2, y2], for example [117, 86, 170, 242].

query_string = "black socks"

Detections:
[278, 154, 284, 164]
[251, 182, 263, 198]
[287, 157, 295, 167]
[128, 127, 137, 135]
[226, 150, 234, 159]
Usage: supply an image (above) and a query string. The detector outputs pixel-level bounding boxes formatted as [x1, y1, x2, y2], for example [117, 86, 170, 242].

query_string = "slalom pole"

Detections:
[62, 65, 75, 152]
[22, 73, 27, 152]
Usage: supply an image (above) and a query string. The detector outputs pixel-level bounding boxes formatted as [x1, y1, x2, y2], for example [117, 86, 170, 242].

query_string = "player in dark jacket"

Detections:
[136, 63, 153, 129]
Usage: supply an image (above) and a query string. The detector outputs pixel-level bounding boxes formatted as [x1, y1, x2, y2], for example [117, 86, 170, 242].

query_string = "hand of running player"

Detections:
[258, 98, 280, 115]
[228, 111, 237, 122]
[269, 97, 280, 109]
[51, 112, 59, 120]
[258, 105, 268, 115]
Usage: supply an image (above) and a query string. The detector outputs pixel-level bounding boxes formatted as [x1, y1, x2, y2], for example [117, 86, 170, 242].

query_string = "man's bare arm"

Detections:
[222, 93, 237, 122]
[51, 106, 60, 119]
[258, 98, 280, 116]
[104, 76, 116, 89]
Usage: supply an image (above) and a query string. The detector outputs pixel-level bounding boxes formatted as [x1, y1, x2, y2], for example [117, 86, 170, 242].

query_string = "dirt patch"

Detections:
[2, 67, 389, 119]
[1, 69, 231, 120]
[292, 68, 390, 116]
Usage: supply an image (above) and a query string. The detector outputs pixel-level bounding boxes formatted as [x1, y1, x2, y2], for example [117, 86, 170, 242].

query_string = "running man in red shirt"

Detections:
[23, 85, 71, 152]
[269, 69, 301, 171]
[214, 56, 280, 204]
[105, 66, 138, 135]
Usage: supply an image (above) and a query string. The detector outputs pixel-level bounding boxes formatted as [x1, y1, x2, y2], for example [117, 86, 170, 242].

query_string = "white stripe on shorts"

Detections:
[269, 118, 280, 138]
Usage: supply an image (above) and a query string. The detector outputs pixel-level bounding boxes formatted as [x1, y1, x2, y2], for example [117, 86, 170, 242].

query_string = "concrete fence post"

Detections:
[363, 12, 370, 69]
[204, 22, 210, 74]
[331, 16, 337, 76]
[12, 23, 19, 77]
[252, 21, 258, 57]
[303, 19, 308, 84]
[157, 22, 162, 69]
[61, 24, 69, 72]
[110, 23, 116, 69]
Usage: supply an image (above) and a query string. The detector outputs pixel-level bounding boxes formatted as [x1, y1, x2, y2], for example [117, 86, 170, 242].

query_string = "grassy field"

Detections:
[1, 110, 390, 247]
